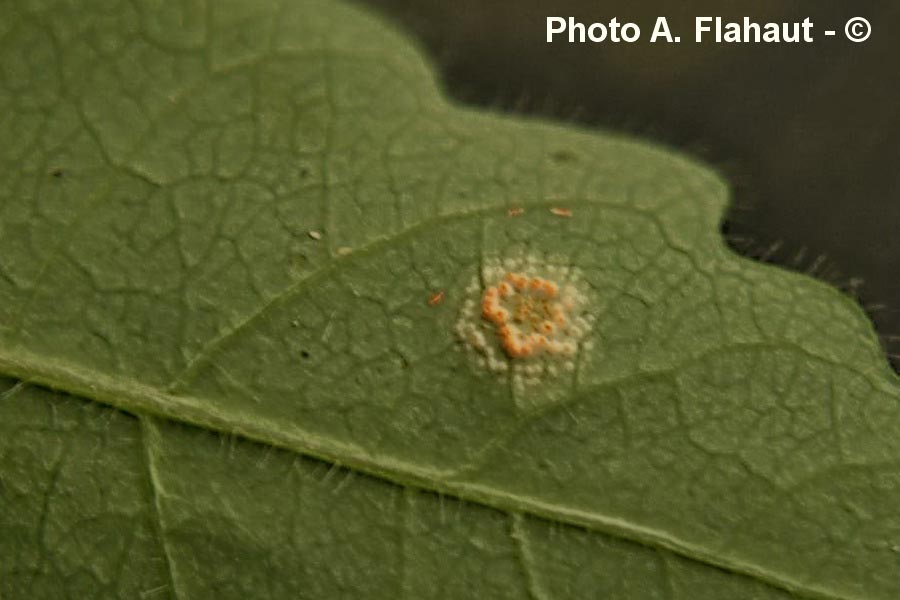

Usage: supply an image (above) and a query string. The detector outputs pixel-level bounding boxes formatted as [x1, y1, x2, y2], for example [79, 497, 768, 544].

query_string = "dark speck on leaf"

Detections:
[51, 169, 64, 178]
[290, 253, 308, 271]
[550, 149, 578, 163]
[300, 350, 310, 359]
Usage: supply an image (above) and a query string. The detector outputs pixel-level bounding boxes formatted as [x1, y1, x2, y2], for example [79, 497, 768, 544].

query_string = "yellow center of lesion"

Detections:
[481, 271, 576, 359]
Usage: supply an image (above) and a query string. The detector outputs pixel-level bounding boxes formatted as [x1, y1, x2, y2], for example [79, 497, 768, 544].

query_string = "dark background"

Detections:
[359, 0, 900, 372]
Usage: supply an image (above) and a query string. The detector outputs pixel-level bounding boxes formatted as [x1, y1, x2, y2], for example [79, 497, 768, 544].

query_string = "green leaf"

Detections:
[1, 1, 898, 598]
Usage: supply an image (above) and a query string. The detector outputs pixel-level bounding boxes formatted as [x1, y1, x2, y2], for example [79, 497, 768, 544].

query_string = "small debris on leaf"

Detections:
[507, 207, 525, 216]
[308, 230, 322, 240]
[336, 246, 353, 256]
[427, 291, 445, 306]
[549, 207, 572, 217]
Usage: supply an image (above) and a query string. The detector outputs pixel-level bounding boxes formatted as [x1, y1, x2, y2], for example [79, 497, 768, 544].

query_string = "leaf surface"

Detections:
[1, 1, 899, 599]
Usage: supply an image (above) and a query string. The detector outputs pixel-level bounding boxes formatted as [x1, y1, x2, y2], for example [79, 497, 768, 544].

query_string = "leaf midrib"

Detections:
[0, 345, 866, 600]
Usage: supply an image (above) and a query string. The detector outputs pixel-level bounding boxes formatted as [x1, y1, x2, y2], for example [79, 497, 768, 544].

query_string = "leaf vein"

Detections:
[139, 417, 183, 600]
[167, 198, 665, 391]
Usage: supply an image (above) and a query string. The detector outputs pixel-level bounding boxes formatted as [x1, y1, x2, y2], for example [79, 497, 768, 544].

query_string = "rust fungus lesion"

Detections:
[455, 255, 594, 389]
[481, 273, 578, 359]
